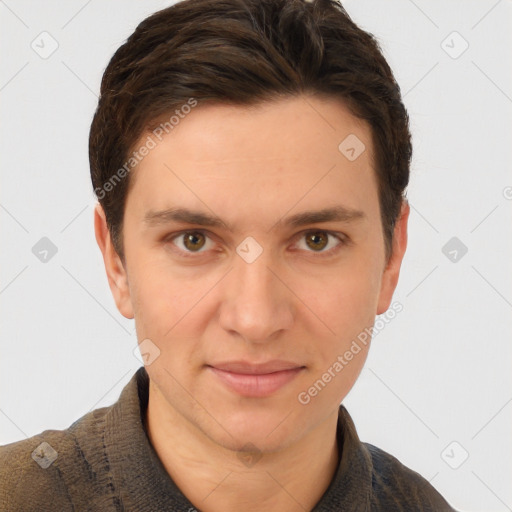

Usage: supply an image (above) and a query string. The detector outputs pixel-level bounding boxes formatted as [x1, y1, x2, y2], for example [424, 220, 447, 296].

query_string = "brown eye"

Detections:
[168, 230, 217, 258]
[182, 231, 206, 251]
[305, 232, 328, 251]
[294, 230, 345, 256]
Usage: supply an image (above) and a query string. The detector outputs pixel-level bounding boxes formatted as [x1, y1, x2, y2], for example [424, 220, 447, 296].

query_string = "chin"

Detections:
[199, 402, 309, 454]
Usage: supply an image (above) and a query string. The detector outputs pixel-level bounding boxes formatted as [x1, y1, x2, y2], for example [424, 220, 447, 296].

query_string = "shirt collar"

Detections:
[104, 366, 373, 510]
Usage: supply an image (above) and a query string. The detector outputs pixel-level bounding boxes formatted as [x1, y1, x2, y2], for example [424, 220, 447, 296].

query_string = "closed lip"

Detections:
[207, 360, 305, 397]
[207, 360, 305, 374]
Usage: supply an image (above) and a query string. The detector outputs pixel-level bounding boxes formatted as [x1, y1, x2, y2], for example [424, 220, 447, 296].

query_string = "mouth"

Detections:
[206, 360, 305, 398]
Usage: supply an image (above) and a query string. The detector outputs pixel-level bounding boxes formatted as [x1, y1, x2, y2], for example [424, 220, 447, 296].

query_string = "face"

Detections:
[95, 95, 408, 453]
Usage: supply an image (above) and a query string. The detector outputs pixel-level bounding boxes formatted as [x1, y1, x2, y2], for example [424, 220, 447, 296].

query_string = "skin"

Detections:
[95, 94, 409, 512]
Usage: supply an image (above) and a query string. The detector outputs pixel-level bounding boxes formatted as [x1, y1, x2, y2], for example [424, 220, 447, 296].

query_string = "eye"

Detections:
[169, 230, 215, 255]
[293, 230, 345, 255]
[166, 229, 346, 258]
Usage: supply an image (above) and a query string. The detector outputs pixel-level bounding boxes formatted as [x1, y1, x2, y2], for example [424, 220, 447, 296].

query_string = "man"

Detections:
[0, 0, 456, 510]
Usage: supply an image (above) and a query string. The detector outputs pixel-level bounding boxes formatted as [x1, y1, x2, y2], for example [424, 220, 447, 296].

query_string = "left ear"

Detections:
[376, 200, 410, 315]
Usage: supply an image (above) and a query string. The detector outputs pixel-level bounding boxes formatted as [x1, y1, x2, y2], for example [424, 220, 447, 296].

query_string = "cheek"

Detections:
[296, 258, 381, 398]
[130, 276, 206, 385]
[299, 274, 377, 406]
[307, 261, 381, 340]
[128, 254, 221, 355]
[132, 276, 196, 338]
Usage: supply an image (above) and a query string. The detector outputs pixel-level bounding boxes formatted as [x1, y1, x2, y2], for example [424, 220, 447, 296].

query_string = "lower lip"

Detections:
[208, 367, 304, 397]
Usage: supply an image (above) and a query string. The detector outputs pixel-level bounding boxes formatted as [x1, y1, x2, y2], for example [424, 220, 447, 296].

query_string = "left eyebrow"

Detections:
[143, 205, 366, 231]
[278, 205, 366, 229]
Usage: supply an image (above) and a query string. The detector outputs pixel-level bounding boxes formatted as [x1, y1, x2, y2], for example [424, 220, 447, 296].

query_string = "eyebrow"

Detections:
[143, 205, 366, 231]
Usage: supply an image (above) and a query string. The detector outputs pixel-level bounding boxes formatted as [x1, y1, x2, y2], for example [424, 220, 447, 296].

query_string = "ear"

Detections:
[94, 203, 134, 319]
[376, 200, 410, 315]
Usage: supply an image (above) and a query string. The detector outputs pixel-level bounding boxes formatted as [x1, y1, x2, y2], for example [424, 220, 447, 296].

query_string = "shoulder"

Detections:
[0, 406, 112, 511]
[0, 429, 78, 510]
[364, 442, 456, 511]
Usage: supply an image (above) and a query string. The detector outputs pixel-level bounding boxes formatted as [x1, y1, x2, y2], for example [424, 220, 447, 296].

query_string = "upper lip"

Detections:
[208, 360, 305, 375]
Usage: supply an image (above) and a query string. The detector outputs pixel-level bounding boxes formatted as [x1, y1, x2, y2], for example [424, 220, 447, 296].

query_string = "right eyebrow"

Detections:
[143, 207, 230, 229]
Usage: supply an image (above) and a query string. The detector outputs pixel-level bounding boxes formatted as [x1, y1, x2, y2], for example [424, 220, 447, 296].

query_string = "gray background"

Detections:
[1, 1, 511, 510]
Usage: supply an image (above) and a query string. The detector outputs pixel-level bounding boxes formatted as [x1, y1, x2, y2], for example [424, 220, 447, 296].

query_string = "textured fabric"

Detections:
[0, 367, 455, 511]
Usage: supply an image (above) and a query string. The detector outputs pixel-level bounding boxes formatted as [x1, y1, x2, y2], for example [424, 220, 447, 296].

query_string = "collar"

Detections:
[104, 366, 373, 510]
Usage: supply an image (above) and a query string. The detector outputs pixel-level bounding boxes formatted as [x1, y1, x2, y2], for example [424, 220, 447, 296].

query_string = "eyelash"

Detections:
[165, 229, 347, 259]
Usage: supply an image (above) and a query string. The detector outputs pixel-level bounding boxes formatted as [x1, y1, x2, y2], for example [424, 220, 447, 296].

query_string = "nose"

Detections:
[218, 246, 294, 344]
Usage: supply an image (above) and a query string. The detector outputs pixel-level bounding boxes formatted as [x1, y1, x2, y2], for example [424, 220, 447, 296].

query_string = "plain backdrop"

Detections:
[1, 1, 511, 511]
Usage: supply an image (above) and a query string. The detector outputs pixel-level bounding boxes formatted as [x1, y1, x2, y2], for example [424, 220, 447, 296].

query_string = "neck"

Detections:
[145, 382, 340, 512]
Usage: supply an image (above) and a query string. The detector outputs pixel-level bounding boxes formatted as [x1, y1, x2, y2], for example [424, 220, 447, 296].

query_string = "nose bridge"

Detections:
[219, 242, 293, 343]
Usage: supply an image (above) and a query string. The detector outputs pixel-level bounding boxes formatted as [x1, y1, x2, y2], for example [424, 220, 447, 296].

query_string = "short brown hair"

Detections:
[89, 0, 412, 262]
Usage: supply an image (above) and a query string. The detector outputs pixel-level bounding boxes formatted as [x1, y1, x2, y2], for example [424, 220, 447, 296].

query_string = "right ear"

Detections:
[93, 203, 134, 319]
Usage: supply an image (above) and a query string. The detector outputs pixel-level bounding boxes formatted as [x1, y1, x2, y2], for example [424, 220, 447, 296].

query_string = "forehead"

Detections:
[141, 95, 372, 163]
[125, 95, 379, 228]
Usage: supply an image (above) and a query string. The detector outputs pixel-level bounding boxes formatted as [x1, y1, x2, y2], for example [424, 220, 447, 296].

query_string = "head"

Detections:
[91, 0, 411, 453]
